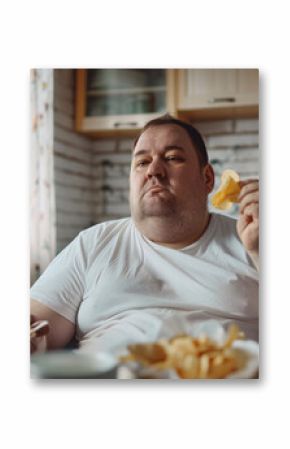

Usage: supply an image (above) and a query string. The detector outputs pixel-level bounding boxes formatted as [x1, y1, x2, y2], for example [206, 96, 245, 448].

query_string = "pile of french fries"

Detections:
[120, 324, 246, 379]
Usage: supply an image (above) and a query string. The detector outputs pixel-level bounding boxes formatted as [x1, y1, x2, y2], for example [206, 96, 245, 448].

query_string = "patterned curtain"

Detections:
[30, 69, 56, 285]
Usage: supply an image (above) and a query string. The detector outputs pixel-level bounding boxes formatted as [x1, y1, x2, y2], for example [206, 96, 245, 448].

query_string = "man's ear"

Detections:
[203, 164, 215, 193]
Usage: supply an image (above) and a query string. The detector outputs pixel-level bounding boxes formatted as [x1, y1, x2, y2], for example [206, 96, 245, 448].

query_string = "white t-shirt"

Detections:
[30, 213, 259, 355]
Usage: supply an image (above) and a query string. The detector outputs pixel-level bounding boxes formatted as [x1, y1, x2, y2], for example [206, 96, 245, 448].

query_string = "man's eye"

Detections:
[136, 160, 149, 167]
[166, 156, 183, 162]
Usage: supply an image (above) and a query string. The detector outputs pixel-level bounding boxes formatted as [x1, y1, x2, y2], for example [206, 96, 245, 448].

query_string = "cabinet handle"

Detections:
[208, 97, 236, 103]
[114, 121, 138, 128]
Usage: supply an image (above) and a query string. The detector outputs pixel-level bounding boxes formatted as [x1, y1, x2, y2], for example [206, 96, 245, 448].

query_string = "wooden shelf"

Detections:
[87, 86, 166, 96]
[177, 105, 259, 122]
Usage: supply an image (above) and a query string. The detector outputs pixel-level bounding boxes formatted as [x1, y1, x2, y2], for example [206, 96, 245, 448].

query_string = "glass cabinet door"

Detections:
[85, 69, 167, 117]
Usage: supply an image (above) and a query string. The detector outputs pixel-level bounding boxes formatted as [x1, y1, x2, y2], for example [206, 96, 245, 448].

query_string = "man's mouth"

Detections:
[140, 182, 170, 199]
[148, 186, 166, 193]
[143, 184, 169, 196]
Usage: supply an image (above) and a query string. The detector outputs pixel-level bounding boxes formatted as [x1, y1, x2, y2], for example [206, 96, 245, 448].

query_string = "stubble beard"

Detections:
[143, 197, 177, 218]
[132, 195, 201, 243]
[134, 191, 179, 221]
[131, 191, 210, 245]
[131, 191, 208, 229]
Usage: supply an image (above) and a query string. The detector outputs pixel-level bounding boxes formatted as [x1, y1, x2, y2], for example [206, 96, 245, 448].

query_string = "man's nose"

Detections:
[146, 158, 166, 178]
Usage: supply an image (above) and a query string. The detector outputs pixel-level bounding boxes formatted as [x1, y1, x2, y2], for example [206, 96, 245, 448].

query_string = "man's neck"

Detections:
[134, 212, 211, 250]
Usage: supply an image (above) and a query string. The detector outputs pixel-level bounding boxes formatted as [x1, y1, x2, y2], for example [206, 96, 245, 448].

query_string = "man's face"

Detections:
[129, 124, 214, 223]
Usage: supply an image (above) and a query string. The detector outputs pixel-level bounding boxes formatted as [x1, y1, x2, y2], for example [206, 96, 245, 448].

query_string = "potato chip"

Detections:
[211, 169, 240, 210]
[177, 354, 200, 379]
[223, 323, 244, 348]
[207, 356, 238, 379]
[126, 342, 167, 364]
[199, 354, 210, 378]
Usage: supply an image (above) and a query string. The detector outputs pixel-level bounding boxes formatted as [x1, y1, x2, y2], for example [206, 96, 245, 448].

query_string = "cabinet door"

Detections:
[177, 69, 258, 110]
[235, 69, 259, 105]
[76, 69, 176, 135]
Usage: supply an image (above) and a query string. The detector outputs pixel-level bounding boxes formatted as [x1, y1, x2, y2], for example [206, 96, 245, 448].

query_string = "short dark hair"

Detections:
[133, 114, 209, 166]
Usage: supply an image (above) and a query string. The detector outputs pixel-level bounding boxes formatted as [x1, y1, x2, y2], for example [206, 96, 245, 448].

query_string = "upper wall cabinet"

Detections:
[176, 69, 259, 121]
[75, 69, 177, 137]
[75, 69, 259, 136]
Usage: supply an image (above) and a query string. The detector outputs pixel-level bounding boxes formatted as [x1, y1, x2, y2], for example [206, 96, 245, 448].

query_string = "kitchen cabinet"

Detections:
[75, 69, 177, 137]
[75, 69, 259, 136]
[176, 69, 259, 121]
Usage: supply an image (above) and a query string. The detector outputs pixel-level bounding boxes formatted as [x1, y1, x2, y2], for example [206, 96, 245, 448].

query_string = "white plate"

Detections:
[226, 339, 259, 379]
[31, 351, 118, 379]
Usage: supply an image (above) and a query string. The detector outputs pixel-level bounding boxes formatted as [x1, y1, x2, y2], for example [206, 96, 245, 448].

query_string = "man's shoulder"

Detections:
[212, 212, 237, 229]
[211, 212, 256, 267]
[79, 217, 132, 241]
[210, 212, 239, 243]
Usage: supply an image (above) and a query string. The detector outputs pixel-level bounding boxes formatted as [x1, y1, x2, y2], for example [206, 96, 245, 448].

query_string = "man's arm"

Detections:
[31, 299, 76, 351]
[236, 179, 259, 270]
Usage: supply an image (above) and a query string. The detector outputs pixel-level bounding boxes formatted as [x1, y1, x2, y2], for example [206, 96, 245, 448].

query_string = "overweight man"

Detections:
[30, 115, 259, 354]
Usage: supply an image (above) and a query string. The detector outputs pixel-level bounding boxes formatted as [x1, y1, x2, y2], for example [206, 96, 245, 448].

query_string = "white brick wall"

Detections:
[235, 119, 259, 133]
[207, 133, 259, 148]
[53, 69, 97, 252]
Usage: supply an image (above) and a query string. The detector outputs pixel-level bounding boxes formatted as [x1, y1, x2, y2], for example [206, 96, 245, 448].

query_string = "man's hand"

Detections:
[236, 179, 259, 269]
[30, 314, 50, 354]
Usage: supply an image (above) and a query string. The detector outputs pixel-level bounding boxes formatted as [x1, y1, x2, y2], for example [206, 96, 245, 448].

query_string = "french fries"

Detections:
[120, 324, 246, 379]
